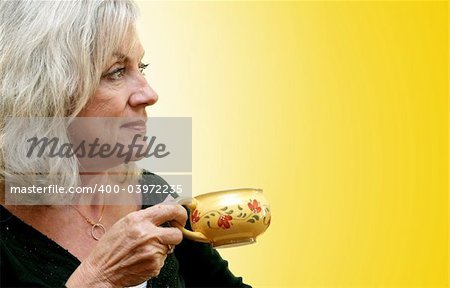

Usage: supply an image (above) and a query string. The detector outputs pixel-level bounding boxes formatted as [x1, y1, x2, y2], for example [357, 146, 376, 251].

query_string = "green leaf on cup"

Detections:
[238, 205, 243, 210]
[253, 215, 260, 220]
[247, 219, 255, 223]
[221, 206, 228, 211]
[226, 210, 233, 214]
[207, 221, 212, 228]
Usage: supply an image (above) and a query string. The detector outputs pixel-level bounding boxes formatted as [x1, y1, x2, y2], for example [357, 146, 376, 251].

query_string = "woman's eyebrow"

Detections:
[112, 51, 145, 63]
[112, 52, 128, 62]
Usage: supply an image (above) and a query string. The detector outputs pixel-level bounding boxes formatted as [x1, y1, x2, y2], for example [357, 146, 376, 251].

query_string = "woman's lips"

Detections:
[120, 120, 147, 133]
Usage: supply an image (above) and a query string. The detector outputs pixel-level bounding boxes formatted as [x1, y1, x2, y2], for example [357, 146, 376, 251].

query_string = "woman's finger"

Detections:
[143, 204, 188, 227]
[152, 226, 184, 246]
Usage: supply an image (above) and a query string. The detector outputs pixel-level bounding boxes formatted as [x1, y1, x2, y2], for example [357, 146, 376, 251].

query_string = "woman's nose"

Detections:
[129, 80, 159, 107]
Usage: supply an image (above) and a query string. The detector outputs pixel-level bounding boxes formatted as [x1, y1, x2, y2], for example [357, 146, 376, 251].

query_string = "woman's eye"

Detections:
[103, 63, 148, 80]
[139, 63, 149, 75]
[107, 67, 126, 80]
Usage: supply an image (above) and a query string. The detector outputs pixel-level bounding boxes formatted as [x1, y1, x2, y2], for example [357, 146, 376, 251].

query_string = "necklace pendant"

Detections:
[91, 223, 106, 241]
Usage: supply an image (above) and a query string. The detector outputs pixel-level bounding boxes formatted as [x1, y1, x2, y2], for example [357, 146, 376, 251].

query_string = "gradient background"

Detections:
[137, 1, 448, 287]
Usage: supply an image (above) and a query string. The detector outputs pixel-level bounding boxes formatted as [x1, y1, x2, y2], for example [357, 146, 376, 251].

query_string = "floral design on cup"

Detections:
[247, 199, 261, 213]
[191, 199, 271, 229]
[192, 209, 200, 224]
[217, 215, 233, 229]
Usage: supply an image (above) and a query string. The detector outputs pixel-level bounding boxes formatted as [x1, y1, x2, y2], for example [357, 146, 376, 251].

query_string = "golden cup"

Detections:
[173, 188, 271, 248]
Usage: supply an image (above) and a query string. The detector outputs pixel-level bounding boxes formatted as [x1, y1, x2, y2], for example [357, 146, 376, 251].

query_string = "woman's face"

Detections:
[79, 34, 158, 118]
[72, 33, 158, 171]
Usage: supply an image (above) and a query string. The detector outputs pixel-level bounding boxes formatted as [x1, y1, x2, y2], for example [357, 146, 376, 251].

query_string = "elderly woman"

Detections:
[0, 0, 250, 287]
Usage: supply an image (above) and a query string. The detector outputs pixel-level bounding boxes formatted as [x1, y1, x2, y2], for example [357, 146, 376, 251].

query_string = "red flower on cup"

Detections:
[191, 209, 200, 223]
[217, 215, 233, 229]
[248, 199, 261, 213]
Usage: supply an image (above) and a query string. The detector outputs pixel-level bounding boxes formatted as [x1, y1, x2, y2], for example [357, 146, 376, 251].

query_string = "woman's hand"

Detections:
[66, 204, 187, 288]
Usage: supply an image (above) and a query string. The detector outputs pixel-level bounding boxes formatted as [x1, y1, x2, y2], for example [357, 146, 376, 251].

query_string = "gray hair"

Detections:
[0, 0, 140, 204]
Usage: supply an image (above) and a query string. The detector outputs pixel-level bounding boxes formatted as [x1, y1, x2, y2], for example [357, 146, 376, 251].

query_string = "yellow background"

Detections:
[137, 1, 448, 287]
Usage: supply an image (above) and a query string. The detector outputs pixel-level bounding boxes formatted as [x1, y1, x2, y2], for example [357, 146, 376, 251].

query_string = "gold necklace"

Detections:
[71, 204, 106, 241]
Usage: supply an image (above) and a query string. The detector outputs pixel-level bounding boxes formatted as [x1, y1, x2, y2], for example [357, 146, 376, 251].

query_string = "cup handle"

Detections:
[171, 197, 210, 243]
